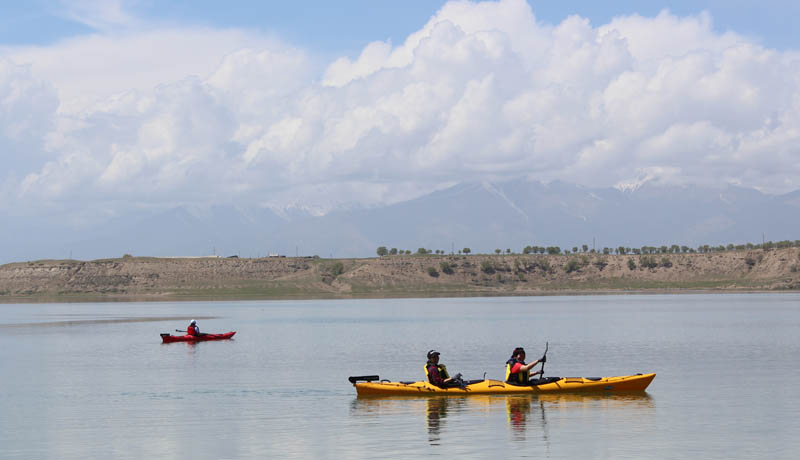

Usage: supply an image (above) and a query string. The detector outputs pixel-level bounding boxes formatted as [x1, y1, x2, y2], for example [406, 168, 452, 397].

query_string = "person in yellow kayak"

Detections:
[505, 347, 546, 385]
[425, 350, 463, 388]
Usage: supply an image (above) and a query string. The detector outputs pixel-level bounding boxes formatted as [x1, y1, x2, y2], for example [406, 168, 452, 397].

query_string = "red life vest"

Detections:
[187, 325, 199, 336]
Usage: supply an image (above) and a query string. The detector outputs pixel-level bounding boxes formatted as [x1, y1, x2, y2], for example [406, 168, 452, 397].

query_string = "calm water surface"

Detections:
[1, 294, 798, 459]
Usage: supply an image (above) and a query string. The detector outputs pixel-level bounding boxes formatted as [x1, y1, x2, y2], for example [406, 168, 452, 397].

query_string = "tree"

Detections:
[439, 261, 454, 274]
[417, 248, 428, 255]
[325, 261, 344, 277]
[506, 248, 511, 254]
[376, 246, 388, 257]
[480, 260, 495, 274]
[572, 246, 578, 254]
[462, 248, 471, 255]
[627, 258, 636, 270]
[582, 244, 589, 253]
[389, 248, 398, 255]
[565, 259, 580, 273]
[495, 249, 501, 254]
[639, 255, 658, 269]
[523, 245, 541, 255]
[594, 258, 608, 271]
[426, 266, 439, 277]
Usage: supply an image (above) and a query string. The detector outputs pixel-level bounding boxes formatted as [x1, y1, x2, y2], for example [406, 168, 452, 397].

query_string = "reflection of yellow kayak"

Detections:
[351, 373, 655, 396]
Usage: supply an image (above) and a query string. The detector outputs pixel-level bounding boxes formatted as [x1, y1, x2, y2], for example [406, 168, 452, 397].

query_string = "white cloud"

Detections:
[54, 0, 138, 32]
[0, 58, 59, 181]
[3, 0, 800, 217]
[2, 28, 284, 112]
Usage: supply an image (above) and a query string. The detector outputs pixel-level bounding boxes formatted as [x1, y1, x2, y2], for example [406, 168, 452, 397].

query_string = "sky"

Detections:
[1, 0, 799, 223]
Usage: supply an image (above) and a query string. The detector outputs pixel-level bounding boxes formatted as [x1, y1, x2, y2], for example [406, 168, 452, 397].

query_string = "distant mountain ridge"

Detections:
[2, 179, 799, 263]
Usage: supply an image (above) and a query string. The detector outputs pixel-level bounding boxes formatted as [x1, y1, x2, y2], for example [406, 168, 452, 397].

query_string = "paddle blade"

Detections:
[348, 375, 380, 384]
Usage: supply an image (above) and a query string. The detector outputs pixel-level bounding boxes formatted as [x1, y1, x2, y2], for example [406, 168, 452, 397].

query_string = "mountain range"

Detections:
[3, 179, 799, 264]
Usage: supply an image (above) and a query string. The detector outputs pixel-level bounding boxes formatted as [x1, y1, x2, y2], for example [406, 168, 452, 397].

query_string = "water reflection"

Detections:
[506, 396, 536, 440]
[426, 397, 447, 444]
[352, 393, 654, 445]
[535, 392, 655, 413]
[506, 393, 654, 440]
[0, 315, 218, 328]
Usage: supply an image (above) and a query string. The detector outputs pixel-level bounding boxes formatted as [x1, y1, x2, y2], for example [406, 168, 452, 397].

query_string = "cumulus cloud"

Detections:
[0, 58, 59, 177]
[2, 28, 285, 112]
[2, 0, 800, 218]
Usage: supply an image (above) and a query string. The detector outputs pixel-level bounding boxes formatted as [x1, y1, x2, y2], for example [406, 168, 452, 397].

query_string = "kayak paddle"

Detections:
[176, 329, 208, 337]
[349, 375, 380, 383]
[540, 342, 549, 377]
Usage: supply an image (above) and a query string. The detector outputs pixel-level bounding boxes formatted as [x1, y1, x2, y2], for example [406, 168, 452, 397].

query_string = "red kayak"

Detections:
[160, 331, 236, 343]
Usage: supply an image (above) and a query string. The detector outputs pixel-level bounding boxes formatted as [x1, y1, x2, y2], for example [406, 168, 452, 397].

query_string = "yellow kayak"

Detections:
[350, 373, 655, 396]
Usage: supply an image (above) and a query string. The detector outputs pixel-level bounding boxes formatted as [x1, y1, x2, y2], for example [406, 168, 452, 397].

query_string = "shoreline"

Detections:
[2, 288, 796, 305]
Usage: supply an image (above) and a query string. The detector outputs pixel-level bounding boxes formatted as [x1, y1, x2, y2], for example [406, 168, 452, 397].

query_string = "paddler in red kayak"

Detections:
[505, 347, 546, 385]
[187, 319, 206, 337]
[425, 350, 463, 388]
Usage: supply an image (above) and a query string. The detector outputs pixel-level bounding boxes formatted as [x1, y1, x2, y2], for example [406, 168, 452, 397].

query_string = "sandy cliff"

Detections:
[1, 248, 799, 302]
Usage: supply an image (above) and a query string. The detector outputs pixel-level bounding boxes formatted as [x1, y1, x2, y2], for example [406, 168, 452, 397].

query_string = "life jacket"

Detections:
[187, 325, 199, 336]
[424, 363, 450, 385]
[505, 358, 528, 384]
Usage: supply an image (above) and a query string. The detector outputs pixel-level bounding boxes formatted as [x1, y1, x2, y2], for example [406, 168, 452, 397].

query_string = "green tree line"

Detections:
[377, 239, 800, 258]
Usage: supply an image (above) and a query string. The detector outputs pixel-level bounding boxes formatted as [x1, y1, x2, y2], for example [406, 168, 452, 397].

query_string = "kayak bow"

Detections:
[160, 331, 236, 343]
[351, 373, 655, 396]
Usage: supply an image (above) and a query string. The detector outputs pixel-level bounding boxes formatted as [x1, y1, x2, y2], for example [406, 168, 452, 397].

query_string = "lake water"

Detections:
[1, 294, 798, 459]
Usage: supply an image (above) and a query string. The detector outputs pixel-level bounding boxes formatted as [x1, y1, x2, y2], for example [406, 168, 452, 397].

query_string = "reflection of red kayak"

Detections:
[160, 332, 236, 343]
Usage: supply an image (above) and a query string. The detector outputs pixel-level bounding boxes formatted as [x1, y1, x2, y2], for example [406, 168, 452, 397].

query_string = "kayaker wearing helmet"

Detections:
[505, 347, 546, 385]
[187, 319, 202, 337]
[425, 350, 463, 388]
